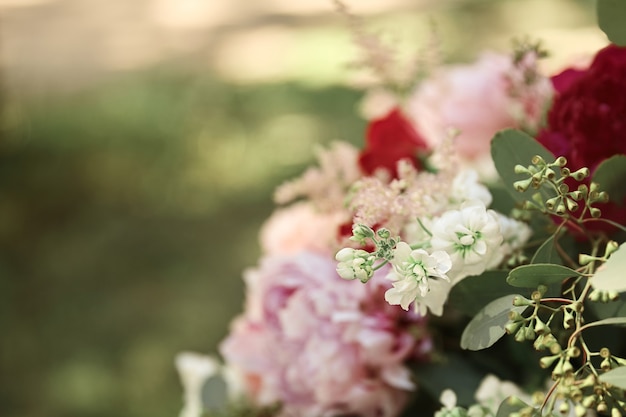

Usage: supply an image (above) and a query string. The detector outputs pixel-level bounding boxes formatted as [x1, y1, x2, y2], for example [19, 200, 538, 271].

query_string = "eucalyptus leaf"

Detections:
[531, 234, 561, 264]
[592, 243, 626, 292]
[506, 263, 581, 288]
[597, 0, 626, 46]
[201, 374, 229, 411]
[490, 129, 556, 203]
[599, 366, 626, 389]
[496, 396, 535, 417]
[593, 155, 626, 205]
[448, 271, 515, 316]
[580, 316, 626, 331]
[460, 294, 526, 351]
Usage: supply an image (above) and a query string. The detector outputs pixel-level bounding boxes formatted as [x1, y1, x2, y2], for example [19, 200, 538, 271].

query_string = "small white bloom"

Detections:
[175, 352, 220, 417]
[451, 170, 493, 208]
[495, 213, 532, 265]
[335, 248, 373, 282]
[431, 202, 503, 281]
[440, 389, 457, 409]
[474, 374, 529, 414]
[384, 242, 452, 313]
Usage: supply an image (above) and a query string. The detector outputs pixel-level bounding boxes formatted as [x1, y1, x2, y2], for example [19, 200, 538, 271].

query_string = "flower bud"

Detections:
[376, 228, 390, 239]
[539, 355, 559, 369]
[353, 223, 375, 239]
[582, 395, 596, 409]
[579, 253, 596, 266]
[571, 167, 590, 181]
[563, 309, 574, 329]
[534, 318, 549, 334]
[566, 198, 579, 212]
[505, 320, 523, 335]
[559, 400, 570, 415]
[532, 155, 546, 165]
[513, 296, 532, 306]
[515, 327, 527, 342]
[525, 326, 536, 340]
[554, 156, 567, 167]
[601, 358, 611, 371]
[575, 404, 588, 417]
[612, 406, 622, 417]
[605, 240, 620, 257]
[514, 178, 533, 192]
[590, 207, 601, 218]
[597, 401, 608, 414]
[515, 164, 530, 174]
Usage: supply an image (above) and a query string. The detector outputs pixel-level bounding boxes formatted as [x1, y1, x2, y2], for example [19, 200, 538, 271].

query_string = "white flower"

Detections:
[474, 374, 529, 414]
[496, 213, 532, 262]
[335, 248, 373, 282]
[451, 170, 493, 208]
[431, 202, 503, 281]
[384, 242, 451, 314]
[175, 352, 220, 417]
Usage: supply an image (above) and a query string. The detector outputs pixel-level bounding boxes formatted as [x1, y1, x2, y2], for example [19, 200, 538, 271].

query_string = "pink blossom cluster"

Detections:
[220, 252, 431, 417]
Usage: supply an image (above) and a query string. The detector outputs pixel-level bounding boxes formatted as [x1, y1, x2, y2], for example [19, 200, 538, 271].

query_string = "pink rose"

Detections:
[220, 252, 431, 417]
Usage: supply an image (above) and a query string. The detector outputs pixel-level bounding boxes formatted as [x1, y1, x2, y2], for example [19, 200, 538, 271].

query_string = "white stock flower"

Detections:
[384, 242, 452, 314]
[430, 202, 503, 281]
[474, 374, 529, 414]
[175, 352, 220, 417]
[451, 170, 493, 208]
[495, 213, 532, 262]
[335, 248, 373, 282]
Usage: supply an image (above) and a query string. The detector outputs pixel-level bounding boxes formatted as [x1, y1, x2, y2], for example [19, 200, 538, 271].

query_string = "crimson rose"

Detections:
[358, 108, 429, 178]
[537, 44, 626, 232]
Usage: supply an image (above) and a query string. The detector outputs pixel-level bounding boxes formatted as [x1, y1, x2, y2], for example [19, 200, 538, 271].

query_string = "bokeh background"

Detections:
[0, 0, 605, 416]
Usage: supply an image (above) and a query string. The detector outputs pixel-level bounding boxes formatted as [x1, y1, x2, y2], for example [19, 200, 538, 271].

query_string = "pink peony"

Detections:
[537, 44, 626, 233]
[407, 51, 550, 176]
[259, 202, 349, 256]
[220, 252, 431, 417]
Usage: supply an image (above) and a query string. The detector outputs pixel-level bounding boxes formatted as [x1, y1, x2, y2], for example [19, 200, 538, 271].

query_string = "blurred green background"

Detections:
[0, 0, 602, 416]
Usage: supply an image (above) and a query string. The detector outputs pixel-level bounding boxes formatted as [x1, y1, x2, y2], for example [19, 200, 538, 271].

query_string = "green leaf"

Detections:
[496, 396, 537, 417]
[460, 294, 526, 351]
[597, 0, 626, 46]
[592, 243, 626, 292]
[580, 316, 626, 331]
[201, 374, 228, 411]
[531, 235, 560, 264]
[490, 129, 556, 203]
[593, 155, 626, 205]
[448, 271, 516, 316]
[506, 263, 582, 288]
[599, 366, 626, 389]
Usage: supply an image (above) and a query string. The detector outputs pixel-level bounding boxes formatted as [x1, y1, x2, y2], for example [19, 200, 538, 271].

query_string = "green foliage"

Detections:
[460, 294, 526, 351]
[495, 396, 536, 417]
[597, 0, 626, 46]
[599, 366, 626, 390]
[506, 264, 582, 288]
[530, 234, 561, 264]
[202, 375, 229, 412]
[593, 155, 626, 205]
[448, 271, 517, 316]
[490, 129, 555, 203]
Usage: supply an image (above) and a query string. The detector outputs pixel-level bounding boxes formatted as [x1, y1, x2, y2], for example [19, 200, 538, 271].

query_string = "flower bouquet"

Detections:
[177, 2, 626, 417]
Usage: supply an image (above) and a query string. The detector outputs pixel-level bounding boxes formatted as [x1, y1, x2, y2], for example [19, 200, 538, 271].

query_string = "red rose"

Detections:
[358, 107, 429, 177]
[537, 44, 626, 232]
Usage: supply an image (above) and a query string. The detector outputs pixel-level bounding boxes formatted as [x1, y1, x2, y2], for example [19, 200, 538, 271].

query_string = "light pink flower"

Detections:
[406, 52, 539, 177]
[259, 202, 349, 256]
[220, 252, 431, 417]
